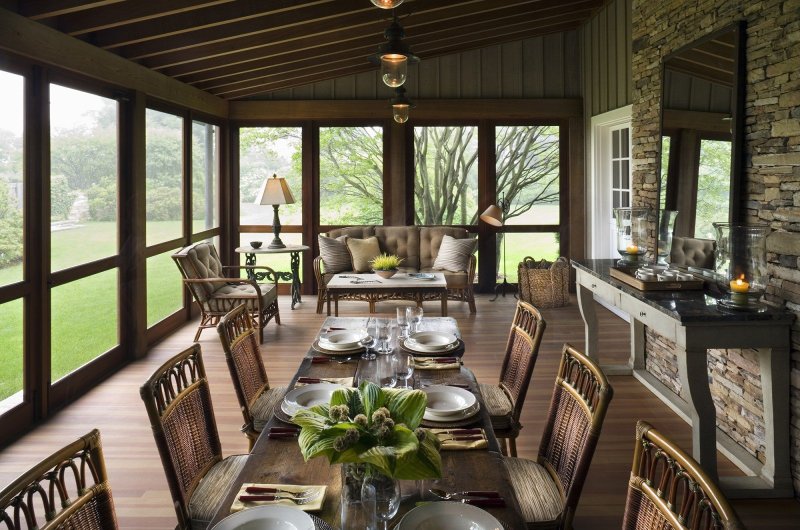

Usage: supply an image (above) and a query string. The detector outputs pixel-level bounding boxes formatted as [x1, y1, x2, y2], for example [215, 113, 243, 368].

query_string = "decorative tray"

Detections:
[609, 266, 705, 291]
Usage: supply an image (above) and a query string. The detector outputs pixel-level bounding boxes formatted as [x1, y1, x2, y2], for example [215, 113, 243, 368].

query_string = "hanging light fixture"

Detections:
[369, 16, 419, 88]
[370, 0, 404, 8]
[390, 86, 414, 123]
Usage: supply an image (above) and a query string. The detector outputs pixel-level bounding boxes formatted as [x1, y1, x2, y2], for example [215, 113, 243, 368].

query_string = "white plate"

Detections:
[318, 330, 363, 350]
[211, 505, 315, 530]
[406, 331, 458, 351]
[423, 401, 480, 422]
[422, 385, 477, 416]
[397, 501, 503, 530]
[408, 273, 436, 281]
[281, 383, 345, 416]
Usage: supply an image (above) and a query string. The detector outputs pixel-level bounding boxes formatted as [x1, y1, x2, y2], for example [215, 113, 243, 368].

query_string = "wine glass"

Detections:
[394, 351, 414, 389]
[364, 473, 400, 530]
[406, 306, 423, 335]
[359, 318, 377, 361]
[396, 306, 410, 338]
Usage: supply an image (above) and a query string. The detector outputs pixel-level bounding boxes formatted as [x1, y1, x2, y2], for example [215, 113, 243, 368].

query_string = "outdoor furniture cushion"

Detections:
[250, 386, 287, 431]
[503, 457, 563, 527]
[187, 454, 248, 529]
[433, 235, 478, 272]
[318, 234, 351, 274]
[206, 283, 276, 313]
[346, 236, 381, 272]
[478, 382, 513, 430]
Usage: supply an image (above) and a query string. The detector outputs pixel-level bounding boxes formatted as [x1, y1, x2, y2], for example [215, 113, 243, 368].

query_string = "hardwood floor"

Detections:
[1, 294, 798, 528]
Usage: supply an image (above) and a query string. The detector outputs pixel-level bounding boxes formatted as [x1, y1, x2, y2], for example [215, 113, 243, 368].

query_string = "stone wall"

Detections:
[631, 0, 800, 496]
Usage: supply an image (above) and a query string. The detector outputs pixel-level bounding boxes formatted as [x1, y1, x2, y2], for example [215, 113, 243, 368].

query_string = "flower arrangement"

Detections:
[370, 253, 403, 271]
[293, 381, 441, 480]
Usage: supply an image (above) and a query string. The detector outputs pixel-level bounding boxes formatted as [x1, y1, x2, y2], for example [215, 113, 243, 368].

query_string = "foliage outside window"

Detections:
[192, 121, 219, 233]
[414, 126, 478, 225]
[50, 84, 119, 270]
[319, 126, 383, 225]
[659, 136, 671, 212]
[239, 127, 302, 226]
[146, 249, 184, 327]
[0, 299, 23, 407]
[696, 139, 731, 239]
[146, 109, 183, 247]
[0, 70, 24, 286]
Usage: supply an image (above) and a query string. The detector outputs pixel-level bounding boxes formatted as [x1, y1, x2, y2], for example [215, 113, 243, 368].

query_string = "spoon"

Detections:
[428, 489, 501, 500]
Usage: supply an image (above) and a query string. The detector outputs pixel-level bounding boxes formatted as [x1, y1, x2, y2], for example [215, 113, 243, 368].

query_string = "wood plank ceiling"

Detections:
[5, 0, 607, 99]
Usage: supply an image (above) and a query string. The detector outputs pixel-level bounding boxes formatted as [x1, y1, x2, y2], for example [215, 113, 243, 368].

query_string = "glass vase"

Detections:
[613, 207, 651, 263]
[363, 466, 401, 530]
[713, 223, 770, 310]
[656, 210, 678, 266]
[341, 463, 377, 530]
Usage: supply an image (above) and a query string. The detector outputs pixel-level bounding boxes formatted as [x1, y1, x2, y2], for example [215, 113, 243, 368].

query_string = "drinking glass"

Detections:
[359, 318, 377, 360]
[394, 351, 414, 389]
[406, 306, 423, 335]
[396, 306, 410, 338]
[364, 473, 400, 530]
[376, 319, 390, 353]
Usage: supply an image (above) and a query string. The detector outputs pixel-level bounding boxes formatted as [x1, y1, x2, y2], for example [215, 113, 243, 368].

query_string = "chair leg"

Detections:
[508, 436, 517, 457]
[316, 289, 325, 314]
[194, 327, 203, 342]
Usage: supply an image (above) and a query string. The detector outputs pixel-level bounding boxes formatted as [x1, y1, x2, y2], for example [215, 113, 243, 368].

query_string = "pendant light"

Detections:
[390, 86, 414, 123]
[370, 0, 404, 8]
[369, 16, 419, 88]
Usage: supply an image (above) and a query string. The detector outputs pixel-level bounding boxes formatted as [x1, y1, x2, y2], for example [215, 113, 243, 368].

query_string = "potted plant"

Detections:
[370, 253, 403, 279]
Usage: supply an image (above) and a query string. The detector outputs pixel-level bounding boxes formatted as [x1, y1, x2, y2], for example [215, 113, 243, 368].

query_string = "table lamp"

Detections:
[255, 174, 295, 249]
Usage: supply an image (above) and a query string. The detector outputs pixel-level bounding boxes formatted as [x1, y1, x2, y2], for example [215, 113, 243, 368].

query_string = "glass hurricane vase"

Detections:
[613, 207, 651, 263]
[713, 222, 770, 310]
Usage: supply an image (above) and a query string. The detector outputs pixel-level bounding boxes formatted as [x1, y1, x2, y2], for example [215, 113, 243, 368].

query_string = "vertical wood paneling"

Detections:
[617, 0, 630, 106]
[563, 30, 581, 98]
[291, 84, 314, 99]
[501, 40, 523, 98]
[333, 76, 356, 98]
[460, 49, 482, 98]
[480, 46, 502, 98]
[583, 0, 632, 117]
[597, 11, 608, 110]
[606, 5, 618, 109]
[355, 72, 378, 99]
[417, 57, 440, 99]
[438, 53, 460, 97]
[543, 34, 564, 97]
[523, 37, 545, 97]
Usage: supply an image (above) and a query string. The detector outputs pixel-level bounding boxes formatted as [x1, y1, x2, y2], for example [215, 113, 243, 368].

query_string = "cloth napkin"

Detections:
[294, 376, 354, 387]
[230, 483, 327, 513]
[430, 428, 489, 450]
[413, 357, 462, 370]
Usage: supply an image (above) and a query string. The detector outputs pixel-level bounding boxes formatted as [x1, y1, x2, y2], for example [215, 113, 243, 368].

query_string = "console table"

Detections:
[235, 244, 310, 309]
[572, 259, 794, 498]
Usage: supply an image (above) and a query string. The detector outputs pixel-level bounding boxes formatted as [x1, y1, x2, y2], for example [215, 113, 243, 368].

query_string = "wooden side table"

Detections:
[235, 244, 310, 309]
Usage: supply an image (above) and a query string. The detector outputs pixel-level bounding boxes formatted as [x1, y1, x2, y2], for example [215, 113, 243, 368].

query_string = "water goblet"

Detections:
[364, 473, 400, 530]
[406, 306, 423, 335]
[394, 351, 414, 389]
[359, 319, 377, 361]
[396, 306, 410, 338]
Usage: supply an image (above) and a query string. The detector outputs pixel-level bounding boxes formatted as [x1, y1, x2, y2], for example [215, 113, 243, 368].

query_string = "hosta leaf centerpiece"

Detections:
[293, 381, 441, 480]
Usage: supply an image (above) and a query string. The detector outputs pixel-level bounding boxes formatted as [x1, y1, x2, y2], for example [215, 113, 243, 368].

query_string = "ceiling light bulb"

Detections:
[392, 104, 410, 123]
[381, 53, 407, 87]
[371, 0, 404, 8]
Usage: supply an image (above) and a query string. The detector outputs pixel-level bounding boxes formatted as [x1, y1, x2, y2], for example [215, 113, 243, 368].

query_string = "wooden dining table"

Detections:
[209, 317, 526, 529]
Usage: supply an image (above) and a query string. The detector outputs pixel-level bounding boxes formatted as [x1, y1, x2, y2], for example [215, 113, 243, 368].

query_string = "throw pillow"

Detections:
[432, 235, 478, 272]
[318, 235, 351, 273]
[346, 236, 381, 273]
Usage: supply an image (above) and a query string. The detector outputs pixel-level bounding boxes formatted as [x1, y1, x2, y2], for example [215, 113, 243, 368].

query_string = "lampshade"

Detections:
[480, 204, 503, 226]
[254, 174, 295, 205]
[370, 0, 404, 8]
[381, 53, 408, 87]
[390, 86, 414, 124]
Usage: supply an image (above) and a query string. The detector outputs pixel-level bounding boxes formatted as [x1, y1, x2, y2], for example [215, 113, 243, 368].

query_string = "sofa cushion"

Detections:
[419, 227, 471, 269]
[374, 226, 420, 270]
[346, 236, 382, 273]
[318, 235, 351, 274]
[433, 235, 477, 272]
[327, 226, 376, 240]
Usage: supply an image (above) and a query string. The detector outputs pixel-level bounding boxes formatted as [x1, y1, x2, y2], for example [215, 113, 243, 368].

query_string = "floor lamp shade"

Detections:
[480, 204, 504, 227]
[255, 174, 295, 249]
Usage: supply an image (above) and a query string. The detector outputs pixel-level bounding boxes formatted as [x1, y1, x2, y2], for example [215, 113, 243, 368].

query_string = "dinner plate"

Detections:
[211, 505, 315, 530]
[318, 330, 363, 350]
[405, 331, 459, 352]
[423, 401, 480, 422]
[408, 273, 436, 281]
[311, 339, 364, 356]
[281, 383, 345, 416]
[397, 501, 503, 530]
[422, 385, 477, 416]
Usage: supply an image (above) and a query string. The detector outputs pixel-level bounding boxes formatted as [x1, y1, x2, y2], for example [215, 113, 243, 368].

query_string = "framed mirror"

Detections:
[657, 22, 745, 246]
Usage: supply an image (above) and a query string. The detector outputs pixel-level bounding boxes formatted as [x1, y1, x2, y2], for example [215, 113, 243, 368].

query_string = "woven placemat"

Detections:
[310, 514, 334, 530]
[272, 404, 296, 425]
[400, 338, 465, 357]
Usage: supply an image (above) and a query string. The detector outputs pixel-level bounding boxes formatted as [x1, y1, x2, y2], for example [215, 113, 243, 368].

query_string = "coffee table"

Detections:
[325, 272, 448, 316]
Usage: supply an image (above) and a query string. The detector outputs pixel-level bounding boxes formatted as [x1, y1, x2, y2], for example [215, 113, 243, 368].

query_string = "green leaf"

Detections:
[292, 408, 329, 431]
[385, 388, 426, 429]
[358, 381, 382, 418]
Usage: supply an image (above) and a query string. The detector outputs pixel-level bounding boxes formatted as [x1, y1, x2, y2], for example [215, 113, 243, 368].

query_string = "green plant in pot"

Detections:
[370, 253, 403, 279]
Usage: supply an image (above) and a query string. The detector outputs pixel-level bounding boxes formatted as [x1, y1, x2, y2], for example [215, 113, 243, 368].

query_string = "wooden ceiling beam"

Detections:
[139, 0, 592, 71]
[20, 0, 122, 20]
[58, 0, 235, 36]
[217, 22, 579, 99]
[86, 0, 341, 47]
[190, 10, 588, 92]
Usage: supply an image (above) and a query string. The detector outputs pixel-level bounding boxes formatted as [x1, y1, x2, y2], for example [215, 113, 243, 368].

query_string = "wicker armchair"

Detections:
[478, 300, 546, 456]
[172, 242, 280, 343]
[623, 421, 744, 530]
[0, 429, 118, 530]
[139, 344, 247, 530]
[503, 343, 613, 529]
[217, 304, 287, 450]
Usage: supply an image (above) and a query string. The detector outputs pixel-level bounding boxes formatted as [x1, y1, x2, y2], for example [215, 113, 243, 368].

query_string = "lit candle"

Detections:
[729, 276, 750, 293]
[626, 245, 639, 254]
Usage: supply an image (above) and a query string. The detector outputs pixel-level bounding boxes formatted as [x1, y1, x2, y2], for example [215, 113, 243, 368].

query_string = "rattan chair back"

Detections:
[623, 421, 744, 530]
[498, 300, 546, 423]
[0, 429, 118, 530]
[172, 242, 223, 304]
[537, 343, 613, 528]
[139, 344, 222, 530]
[217, 304, 271, 439]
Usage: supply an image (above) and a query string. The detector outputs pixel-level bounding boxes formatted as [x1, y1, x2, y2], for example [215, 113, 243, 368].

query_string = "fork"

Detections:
[244, 486, 318, 498]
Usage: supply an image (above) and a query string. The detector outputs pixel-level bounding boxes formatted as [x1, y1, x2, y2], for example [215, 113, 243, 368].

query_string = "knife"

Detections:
[267, 432, 298, 439]
[297, 377, 338, 384]
[310, 357, 331, 364]
[239, 495, 283, 502]
[443, 435, 486, 441]
[438, 429, 482, 435]
[462, 497, 506, 507]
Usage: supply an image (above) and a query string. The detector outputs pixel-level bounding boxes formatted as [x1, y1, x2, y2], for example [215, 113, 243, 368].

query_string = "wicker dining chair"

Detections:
[478, 300, 546, 456]
[139, 343, 247, 530]
[0, 429, 118, 530]
[217, 304, 287, 450]
[623, 420, 744, 530]
[503, 343, 613, 529]
[172, 241, 280, 343]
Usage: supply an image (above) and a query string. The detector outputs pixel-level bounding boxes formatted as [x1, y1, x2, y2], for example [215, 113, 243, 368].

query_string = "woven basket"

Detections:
[517, 256, 569, 308]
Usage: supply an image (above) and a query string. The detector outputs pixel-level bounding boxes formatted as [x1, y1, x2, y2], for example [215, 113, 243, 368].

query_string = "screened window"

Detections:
[146, 249, 184, 327]
[414, 126, 478, 225]
[0, 70, 24, 287]
[146, 109, 183, 247]
[192, 121, 219, 233]
[50, 84, 119, 270]
[0, 299, 23, 410]
[319, 126, 382, 225]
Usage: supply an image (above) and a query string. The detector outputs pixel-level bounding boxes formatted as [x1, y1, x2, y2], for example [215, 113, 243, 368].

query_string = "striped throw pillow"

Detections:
[432, 235, 477, 272]
[318, 235, 351, 273]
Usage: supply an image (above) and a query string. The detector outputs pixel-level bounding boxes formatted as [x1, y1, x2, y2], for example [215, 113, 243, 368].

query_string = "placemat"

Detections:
[272, 403, 296, 425]
[310, 515, 334, 530]
[400, 338, 465, 357]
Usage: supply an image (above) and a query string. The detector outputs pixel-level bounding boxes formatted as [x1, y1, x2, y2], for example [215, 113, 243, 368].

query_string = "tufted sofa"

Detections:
[172, 242, 280, 343]
[313, 226, 477, 314]
[669, 236, 716, 269]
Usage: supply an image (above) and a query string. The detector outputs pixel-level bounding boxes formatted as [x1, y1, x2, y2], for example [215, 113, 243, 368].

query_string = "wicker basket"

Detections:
[517, 256, 569, 308]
